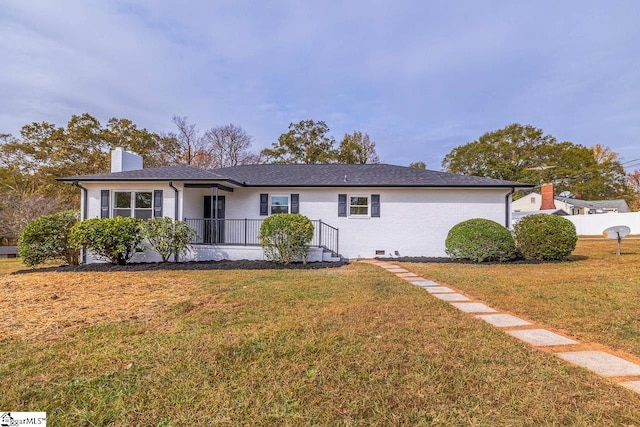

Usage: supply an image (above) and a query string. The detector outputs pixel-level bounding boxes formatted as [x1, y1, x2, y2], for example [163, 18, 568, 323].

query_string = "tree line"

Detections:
[0, 114, 382, 242]
[1, 116, 637, 243]
[442, 123, 635, 204]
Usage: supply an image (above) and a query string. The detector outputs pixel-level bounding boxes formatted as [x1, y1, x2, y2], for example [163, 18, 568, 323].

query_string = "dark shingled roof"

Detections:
[556, 197, 630, 213]
[60, 163, 532, 188]
[58, 165, 231, 182]
[213, 164, 530, 187]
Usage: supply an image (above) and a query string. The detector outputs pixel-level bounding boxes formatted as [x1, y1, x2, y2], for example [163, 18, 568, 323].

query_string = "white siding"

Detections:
[80, 183, 511, 260]
[194, 187, 510, 258]
[83, 182, 181, 220]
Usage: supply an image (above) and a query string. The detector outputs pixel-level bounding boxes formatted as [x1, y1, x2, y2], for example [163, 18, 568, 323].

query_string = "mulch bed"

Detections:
[376, 256, 587, 264]
[12, 259, 350, 274]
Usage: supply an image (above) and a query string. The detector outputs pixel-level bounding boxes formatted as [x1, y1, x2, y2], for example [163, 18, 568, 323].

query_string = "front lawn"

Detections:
[399, 239, 640, 359]
[1, 257, 640, 425]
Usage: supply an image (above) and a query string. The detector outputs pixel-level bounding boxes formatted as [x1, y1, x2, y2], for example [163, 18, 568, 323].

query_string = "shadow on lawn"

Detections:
[11, 259, 350, 275]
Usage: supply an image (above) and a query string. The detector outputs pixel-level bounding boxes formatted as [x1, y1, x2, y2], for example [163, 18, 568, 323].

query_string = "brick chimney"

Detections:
[540, 183, 556, 210]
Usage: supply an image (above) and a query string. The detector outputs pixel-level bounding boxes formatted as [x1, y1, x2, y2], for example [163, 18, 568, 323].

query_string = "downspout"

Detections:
[169, 181, 180, 262]
[72, 181, 88, 264]
[169, 181, 179, 220]
[505, 187, 515, 228]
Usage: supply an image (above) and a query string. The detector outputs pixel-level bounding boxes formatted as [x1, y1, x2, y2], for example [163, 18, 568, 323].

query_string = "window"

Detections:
[530, 197, 536, 204]
[349, 196, 369, 216]
[114, 192, 132, 217]
[271, 195, 289, 214]
[114, 191, 153, 219]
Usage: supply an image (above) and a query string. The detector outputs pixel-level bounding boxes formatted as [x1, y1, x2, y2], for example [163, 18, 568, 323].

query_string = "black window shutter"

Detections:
[154, 190, 163, 218]
[371, 194, 381, 217]
[338, 194, 347, 217]
[291, 194, 299, 214]
[100, 190, 110, 218]
[260, 193, 269, 216]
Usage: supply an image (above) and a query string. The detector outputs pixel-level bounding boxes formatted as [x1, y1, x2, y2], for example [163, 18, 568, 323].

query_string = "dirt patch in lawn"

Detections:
[0, 270, 211, 342]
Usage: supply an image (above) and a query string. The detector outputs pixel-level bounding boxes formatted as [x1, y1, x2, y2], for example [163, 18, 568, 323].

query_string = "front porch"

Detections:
[184, 218, 340, 259]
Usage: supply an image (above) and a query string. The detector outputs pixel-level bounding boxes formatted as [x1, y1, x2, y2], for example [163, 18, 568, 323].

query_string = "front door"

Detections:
[204, 195, 225, 244]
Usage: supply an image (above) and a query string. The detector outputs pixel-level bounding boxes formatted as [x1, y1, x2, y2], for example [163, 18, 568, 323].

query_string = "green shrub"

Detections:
[260, 214, 314, 264]
[71, 217, 143, 265]
[513, 214, 577, 261]
[445, 218, 516, 263]
[142, 217, 196, 262]
[18, 210, 81, 266]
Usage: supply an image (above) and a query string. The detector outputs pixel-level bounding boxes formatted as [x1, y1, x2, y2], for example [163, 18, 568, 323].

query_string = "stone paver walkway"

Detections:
[363, 259, 640, 395]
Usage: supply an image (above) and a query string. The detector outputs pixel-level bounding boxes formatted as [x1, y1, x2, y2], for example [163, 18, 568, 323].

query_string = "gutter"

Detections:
[505, 187, 515, 228]
[72, 181, 88, 264]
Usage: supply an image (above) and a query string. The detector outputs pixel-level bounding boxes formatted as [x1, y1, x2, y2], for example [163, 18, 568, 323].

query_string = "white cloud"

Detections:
[0, 0, 638, 169]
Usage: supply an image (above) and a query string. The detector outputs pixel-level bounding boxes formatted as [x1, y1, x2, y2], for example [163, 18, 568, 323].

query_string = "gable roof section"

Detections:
[59, 163, 531, 188]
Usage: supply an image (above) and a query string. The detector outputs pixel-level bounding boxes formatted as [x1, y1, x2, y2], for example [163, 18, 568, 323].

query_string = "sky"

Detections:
[1, 1, 639, 171]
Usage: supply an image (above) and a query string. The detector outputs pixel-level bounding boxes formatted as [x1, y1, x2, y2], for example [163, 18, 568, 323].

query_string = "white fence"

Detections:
[564, 212, 640, 236]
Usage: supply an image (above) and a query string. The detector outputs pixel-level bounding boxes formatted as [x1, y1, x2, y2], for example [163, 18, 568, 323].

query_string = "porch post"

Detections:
[209, 187, 215, 244]
[214, 186, 219, 243]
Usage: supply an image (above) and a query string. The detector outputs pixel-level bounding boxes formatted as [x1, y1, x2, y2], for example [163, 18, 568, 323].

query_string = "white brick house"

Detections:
[59, 149, 531, 262]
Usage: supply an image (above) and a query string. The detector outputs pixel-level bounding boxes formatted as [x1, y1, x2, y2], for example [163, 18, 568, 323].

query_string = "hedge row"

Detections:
[445, 214, 577, 263]
[18, 213, 195, 266]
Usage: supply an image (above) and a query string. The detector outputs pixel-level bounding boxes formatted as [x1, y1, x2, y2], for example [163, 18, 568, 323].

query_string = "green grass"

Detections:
[1, 261, 640, 425]
[399, 239, 640, 359]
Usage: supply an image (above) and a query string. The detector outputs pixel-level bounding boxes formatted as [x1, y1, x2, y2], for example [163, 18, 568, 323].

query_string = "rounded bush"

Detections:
[142, 217, 196, 262]
[71, 216, 143, 265]
[260, 214, 314, 264]
[445, 218, 516, 263]
[18, 210, 81, 266]
[513, 214, 577, 261]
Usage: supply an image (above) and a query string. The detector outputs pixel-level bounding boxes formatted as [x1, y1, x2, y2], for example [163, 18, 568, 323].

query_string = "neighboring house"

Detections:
[59, 148, 531, 262]
[0, 246, 18, 259]
[512, 187, 630, 215]
[556, 198, 630, 215]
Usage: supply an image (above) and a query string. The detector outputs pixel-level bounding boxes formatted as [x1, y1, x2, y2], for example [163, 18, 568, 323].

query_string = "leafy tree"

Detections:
[103, 118, 180, 168]
[261, 120, 336, 164]
[259, 214, 314, 264]
[0, 113, 167, 204]
[0, 114, 172, 241]
[628, 170, 640, 211]
[442, 123, 632, 201]
[18, 210, 81, 266]
[337, 131, 380, 164]
[409, 161, 426, 169]
[142, 217, 196, 262]
[71, 217, 143, 265]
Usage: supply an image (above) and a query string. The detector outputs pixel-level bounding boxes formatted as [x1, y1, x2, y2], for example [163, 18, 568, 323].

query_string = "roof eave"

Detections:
[57, 177, 244, 186]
